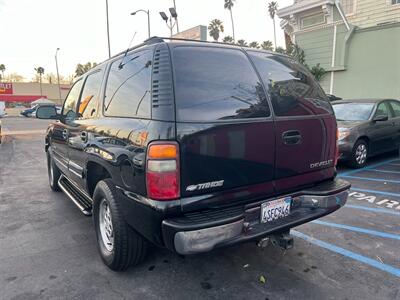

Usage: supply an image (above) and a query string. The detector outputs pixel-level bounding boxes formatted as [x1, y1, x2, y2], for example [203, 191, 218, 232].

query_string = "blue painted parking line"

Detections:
[312, 220, 400, 240]
[292, 230, 400, 277]
[339, 159, 400, 177]
[351, 187, 400, 198]
[342, 175, 400, 184]
[368, 169, 400, 175]
[345, 204, 400, 216]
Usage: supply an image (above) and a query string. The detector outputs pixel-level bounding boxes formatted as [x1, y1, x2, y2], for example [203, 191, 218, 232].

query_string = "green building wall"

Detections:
[294, 19, 400, 99]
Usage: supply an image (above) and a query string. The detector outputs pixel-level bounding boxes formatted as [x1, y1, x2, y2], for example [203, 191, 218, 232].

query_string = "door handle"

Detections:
[282, 130, 302, 145]
[80, 131, 88, 142]
[62, 129, 69, 140]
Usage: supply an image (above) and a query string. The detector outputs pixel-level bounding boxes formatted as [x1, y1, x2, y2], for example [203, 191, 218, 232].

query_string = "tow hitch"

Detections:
[271, 232, 294, 250]
[258, 232, 294, 250]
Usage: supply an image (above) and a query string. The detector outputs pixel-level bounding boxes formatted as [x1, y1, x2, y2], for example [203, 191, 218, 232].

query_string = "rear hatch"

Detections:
[171, 45, 275, 208]
[171, 45, 336, 210]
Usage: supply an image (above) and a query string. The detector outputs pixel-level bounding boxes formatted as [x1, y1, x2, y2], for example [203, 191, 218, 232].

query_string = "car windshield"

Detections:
[333, 103, 374, 121]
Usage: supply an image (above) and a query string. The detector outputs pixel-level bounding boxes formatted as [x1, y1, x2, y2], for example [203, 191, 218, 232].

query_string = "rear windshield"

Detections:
[333, 103, 374, 121]
[248, 51, 332, 117]
[172, 46, 270, 122]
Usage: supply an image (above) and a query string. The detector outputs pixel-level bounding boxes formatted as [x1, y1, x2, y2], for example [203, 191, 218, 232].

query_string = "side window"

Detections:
[78, 71, 103, 119]
[62, 79, 83, 123]
[104, 50, 152, 118]
[389, 101, 400, 117]
[173, 46, 270, 122]
[248, 51, 332, 117]
[375, 102, 390, 118]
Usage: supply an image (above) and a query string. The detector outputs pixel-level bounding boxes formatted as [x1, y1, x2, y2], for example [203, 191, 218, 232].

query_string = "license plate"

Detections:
[260, 197, 291, 223]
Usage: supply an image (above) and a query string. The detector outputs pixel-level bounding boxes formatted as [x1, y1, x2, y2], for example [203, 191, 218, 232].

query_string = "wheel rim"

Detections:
[99, 199, 114, 252]
[355, 143, 367, 165]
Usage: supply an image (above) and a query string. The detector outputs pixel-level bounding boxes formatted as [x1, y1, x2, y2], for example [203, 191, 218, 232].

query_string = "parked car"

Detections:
[20, 105, 38, 117]
[333, 98, 400, 168]
[0, 101, 6, 118]
[36, 37, 350, 271]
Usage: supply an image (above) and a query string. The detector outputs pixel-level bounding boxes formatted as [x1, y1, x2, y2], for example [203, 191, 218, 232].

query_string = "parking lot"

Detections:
[0, 117, 399, 300]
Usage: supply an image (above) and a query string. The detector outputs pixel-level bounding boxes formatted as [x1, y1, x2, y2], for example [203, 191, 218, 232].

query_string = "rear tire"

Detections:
[47, 151, 61, 191]
[349, 139, 368, 168]
[93, 179, 147, 271]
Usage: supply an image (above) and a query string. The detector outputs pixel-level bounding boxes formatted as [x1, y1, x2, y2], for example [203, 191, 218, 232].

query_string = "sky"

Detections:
[0, 0, 293, 80]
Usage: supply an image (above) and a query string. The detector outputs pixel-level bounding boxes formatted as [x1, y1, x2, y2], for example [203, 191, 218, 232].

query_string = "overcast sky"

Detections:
[0, 0, 292, 80]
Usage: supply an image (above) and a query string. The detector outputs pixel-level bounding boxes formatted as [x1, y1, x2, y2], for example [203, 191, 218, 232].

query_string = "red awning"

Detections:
[0, 95, 47, 102]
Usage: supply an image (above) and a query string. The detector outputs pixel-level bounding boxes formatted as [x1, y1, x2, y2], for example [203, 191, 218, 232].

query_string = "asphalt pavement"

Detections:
[0, 117, 399, 300]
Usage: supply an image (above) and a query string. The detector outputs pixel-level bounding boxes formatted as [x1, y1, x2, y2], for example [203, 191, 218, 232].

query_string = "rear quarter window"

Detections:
[172, 46, 270, 122]
[248, 51, 332, 117]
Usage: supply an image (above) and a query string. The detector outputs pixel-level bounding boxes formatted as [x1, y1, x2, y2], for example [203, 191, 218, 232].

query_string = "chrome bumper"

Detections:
[172, 189, 349, 255]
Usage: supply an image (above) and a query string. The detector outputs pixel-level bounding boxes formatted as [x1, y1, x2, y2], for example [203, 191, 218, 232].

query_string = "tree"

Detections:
[4, 73, 24, 82]
[34, 67, 45, 96]
[224, 0, 236, 42]
[75, 62, 97, 77]
[275, 46, 286, 54]
[249, 41, 260, 49]
[268, 1, 278, 50]
[0, 64, 5, 81]
[208, 19, 224, 42]
[236, 39, 248, 47]
[286, 43, 306, 65]
[261, 40, 273, 51]
[222, 36, 235, 44]
[310, 63, 327, 81]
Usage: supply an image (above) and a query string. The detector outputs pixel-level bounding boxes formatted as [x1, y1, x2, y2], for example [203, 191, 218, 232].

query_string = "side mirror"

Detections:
[373, 114, 388, 122]
[36, 105, 59, 119]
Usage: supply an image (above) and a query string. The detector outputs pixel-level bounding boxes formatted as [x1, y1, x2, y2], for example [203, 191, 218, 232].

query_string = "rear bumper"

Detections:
[162, 178, 350, 255]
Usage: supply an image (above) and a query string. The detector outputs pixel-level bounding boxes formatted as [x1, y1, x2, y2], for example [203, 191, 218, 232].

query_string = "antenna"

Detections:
[118, 31, 137, 69]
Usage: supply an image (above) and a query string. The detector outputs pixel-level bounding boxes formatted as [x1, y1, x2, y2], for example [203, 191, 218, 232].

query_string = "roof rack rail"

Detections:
[151, 36, 237, 47]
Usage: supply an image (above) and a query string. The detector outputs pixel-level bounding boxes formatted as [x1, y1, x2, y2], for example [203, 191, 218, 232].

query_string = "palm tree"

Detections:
[268, 1, 278, 50]
[35, 67, 45, 96]
[0, 64, 5, 81]
[222, 36, 235, 44]
[208, 19, 224, 42]
[236, 39, 248, 47]
[261, 40, 273, 51]
[249, 41, 260, 49]
[224, 0, 236, 42]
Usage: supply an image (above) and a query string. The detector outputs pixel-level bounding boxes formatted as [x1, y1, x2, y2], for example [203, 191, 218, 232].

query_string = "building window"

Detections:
[392, 0, 400, 4]
[301, 13, 325, 28]
[341, 0, 355, 15]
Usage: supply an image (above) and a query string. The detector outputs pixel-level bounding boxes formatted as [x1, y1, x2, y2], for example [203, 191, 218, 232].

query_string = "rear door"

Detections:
[68, 69, 104, 187]
[248, 52, 336, 194]
[172, 46, 275, 206]
[387, 100, 400, 148]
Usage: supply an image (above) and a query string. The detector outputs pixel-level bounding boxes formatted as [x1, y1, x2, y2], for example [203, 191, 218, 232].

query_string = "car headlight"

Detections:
[338, 128, 351, 140]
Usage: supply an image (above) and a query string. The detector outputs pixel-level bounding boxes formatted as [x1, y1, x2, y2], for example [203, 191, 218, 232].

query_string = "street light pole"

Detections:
[173, 0, 179, 33]
[131, 9, 151, 38]
[106, 0, 111, 58]
[160, 8, 178, 37]
[55, 48, 62, 102]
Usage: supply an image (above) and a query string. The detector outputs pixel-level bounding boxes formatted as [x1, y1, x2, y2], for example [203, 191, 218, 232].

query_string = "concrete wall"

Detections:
[12, 82, 70, 104]
[332, 23, 400, 98]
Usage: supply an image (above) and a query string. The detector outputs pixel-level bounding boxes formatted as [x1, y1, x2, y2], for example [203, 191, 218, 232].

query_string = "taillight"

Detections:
[334, 128, 339, 167]
[146, 142, 180, 200]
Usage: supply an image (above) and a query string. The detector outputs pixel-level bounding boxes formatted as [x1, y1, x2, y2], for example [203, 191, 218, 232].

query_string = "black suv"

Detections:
[37, 37, 350, 271]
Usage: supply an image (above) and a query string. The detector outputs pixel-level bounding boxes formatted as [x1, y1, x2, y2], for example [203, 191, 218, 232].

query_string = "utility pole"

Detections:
[106, 0, 111, 58]
[55, 48, 62, 101]
[173, 0, 179, 33]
